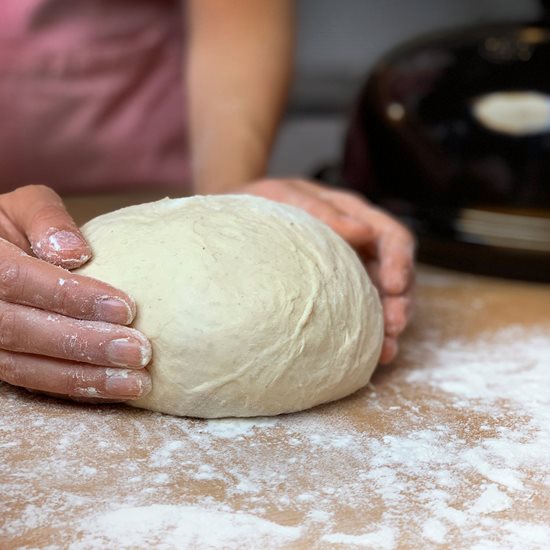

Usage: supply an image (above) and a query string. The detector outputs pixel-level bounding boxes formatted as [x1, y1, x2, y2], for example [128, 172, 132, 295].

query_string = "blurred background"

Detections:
[270, 0, 540, 175]
[270, 0, 550, 281]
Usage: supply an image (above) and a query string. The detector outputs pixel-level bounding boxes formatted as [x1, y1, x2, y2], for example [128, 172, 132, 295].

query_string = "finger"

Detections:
[382, 295, 414, 337]
[367, 257, 414, 334]
[0, 350, 151, 400]
[0, 301, 151, 368]
[379, 337, 398, 365]
[4, 185, 91, 269]
[248, 180, 376, 248]
[293, 191, 375, 247]
[362, 258, 382, 290]
[323, 191, 416, 294]
[378, 226, 416, 296]
[0, 209, 31, 252]
[332, 215, 377, 249]
[27, 388, 127, 404]
[327, 217, 375, 249]
[359, 218, 415, 295]
[0, 238, 135, 324]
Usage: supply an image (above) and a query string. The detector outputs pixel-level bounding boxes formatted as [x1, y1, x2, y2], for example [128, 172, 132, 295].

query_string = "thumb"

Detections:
[6, 185, 92, 269]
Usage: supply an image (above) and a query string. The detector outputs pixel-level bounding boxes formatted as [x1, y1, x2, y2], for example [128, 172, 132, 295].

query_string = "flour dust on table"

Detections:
[1, 322, 549, 549]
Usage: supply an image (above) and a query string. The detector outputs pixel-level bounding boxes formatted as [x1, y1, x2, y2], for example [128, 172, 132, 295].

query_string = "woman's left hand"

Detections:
[238, 178, 415, 365]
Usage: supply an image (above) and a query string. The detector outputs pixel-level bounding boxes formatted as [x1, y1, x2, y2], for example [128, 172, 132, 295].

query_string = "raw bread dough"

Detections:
[77, 195, 383, 418]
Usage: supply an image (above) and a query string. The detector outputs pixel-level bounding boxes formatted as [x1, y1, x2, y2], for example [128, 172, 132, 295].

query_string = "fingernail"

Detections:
[105, 369, 152, 398]
[48, 230, 89, 254]
[105, 337, 152, 368]
[96, 297, 135, 324]
[32, 230, 91, 269]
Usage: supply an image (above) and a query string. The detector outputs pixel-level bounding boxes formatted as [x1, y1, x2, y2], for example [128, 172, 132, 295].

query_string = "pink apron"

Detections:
[0, 0, 189, 194]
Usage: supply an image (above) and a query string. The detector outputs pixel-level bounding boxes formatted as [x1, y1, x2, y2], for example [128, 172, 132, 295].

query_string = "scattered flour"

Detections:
[321, 526, 396, 548]
[71, 505, 301, 549]
[1, 288, 549, 549]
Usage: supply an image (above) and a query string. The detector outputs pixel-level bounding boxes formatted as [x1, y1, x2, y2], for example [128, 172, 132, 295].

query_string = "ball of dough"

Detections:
[77, 195, 383, 418]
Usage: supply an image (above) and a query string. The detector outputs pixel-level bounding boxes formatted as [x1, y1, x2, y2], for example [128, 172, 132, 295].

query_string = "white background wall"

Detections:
[269, 0, 541, 176]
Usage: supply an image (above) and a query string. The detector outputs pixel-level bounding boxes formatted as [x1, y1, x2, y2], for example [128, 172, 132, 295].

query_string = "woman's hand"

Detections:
[0, 185, 152, 401]
[239, 178, 415, 365]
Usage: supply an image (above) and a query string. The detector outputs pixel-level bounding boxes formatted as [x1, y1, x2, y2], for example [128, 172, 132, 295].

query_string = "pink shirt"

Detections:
[0, 0, 189, 194]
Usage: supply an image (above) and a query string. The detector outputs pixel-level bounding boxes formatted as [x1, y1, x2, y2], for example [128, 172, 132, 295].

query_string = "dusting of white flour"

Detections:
[1, 277, 549, 549]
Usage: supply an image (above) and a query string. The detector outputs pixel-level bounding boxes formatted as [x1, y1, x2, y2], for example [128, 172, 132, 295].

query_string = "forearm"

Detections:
[185, 0, 294, 194]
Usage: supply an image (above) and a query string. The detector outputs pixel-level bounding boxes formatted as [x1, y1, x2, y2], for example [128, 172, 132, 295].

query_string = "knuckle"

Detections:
[58, 370, 79, 397]
[346, 190, 366, 202]
[23, 184, 49, 193]
[30, 184, 52, 193]
[0, 351, 18, 383]
[30, 203, 64, 227]
[314, 205, 338, 225]
[0, 257, 22, 301]
[64, 367, 99, 398]
[61, 332, 90, 361]
[0, 305, 18, 348]
[253, 179, 275, 194]
[22, 184, 55, 197]
[78, 296, 97, 319]
[50, 279, 74, 313]
[398, 223, 415, 240]
[13, 184, 50, 203]
[54, 282, 96, 318]
[39, 274, 97, 320]
[300, 194, 321, 212]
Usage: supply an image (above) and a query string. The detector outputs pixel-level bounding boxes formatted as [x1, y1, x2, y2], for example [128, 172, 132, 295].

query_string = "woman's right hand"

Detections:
[0, 185, 152, 401]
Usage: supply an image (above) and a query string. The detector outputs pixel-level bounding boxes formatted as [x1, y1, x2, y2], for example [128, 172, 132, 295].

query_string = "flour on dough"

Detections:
[77, 195, 383, 418]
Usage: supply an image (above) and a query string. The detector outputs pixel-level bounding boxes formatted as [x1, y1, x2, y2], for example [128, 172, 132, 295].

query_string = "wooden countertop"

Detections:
[1, 194, 549, 549]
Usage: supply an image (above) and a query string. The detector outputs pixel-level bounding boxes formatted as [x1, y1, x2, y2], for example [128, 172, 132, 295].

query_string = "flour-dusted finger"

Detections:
[0, 301, 151, 368]
[0, 237, 135, 325]
[0, 350, 152, 400]
[3, 185, 92, 269]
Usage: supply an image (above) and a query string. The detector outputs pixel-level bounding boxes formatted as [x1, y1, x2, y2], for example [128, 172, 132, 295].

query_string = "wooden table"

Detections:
[1, 194, 549, 549]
